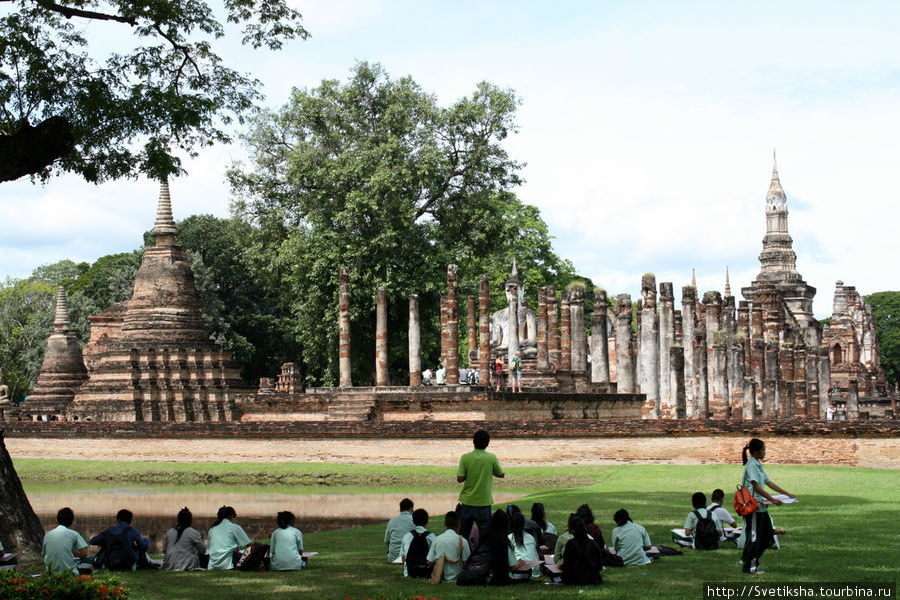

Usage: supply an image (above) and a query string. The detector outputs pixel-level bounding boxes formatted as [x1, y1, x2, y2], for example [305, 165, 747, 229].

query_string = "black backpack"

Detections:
[104, 526, 136, 571]
[692, 510, 719, 550]
[236, 542, 270, 571]
[406, 530, 432, 578]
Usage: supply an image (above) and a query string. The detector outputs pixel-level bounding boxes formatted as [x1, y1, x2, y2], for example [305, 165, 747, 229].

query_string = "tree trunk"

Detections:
[0, 430, 45, 564]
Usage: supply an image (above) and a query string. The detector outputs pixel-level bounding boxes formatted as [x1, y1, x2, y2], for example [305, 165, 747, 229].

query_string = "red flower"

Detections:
[42, 589, 50, 595]
[112, 588, 124, 597]
[77, 574, 92, 582]
[7, 577, 26, 585]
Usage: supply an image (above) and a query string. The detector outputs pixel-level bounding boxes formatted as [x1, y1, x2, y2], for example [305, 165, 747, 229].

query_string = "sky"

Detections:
[3, 0, 899, 317]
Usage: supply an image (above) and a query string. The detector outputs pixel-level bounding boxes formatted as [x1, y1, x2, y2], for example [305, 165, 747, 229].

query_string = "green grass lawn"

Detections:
[16, 461, 900, 600]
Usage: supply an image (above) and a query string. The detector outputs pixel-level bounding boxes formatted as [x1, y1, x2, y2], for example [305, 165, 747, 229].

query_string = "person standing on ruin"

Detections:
[493, 356, 504, 392]
[511, 350, 523, 393]
[457, 430, 505, 541]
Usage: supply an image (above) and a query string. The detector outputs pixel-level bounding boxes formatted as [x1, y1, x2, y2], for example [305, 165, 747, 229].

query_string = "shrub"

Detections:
[0, 571, 128, 600]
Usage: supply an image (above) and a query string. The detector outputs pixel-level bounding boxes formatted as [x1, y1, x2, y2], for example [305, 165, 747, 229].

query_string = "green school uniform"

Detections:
[42, 525, 88, 574]
[207, 519, 251, 570]
[269, 526, 304, 571]
[457, 449, 504, 506]
[742, 457, 772, 512]
[612, 521, 652, 565]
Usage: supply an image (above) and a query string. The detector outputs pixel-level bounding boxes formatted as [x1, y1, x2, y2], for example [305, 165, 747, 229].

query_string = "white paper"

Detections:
[761, 494, 798, 504]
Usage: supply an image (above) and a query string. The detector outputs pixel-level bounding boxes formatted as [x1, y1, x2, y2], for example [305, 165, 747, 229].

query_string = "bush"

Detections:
[0, 572, 128, 600]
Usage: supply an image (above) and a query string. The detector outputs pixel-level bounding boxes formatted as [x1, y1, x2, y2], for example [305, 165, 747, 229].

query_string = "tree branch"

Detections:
[34, 0, 137, 25]
[0, 116, 76, 182]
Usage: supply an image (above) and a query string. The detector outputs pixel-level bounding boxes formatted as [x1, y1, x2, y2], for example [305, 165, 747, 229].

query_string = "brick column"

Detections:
[559, 295, 571, 371]
[639, 275, 659, 418]
[681, 286, 697, 418]
[793, 346, 808, 418]
[569, 287, 587, 372]
[694, 333, 709, 418]
[614, 294, 635, 393]
[847, 380, 859, 419]
[440, 295, 448, 367]
[408, 294, 421, 387]
[537, 286, 549, 372]
[375, 287, 388, 387]
[548, 286, 561, 369]
[446, 265, 460, 385]
[466, 295, 477, 368]
[806, 351, 819, 418]
[506, 280, 519, 368]
[590, 288, 610, 383]
[659, 282, 674, 418]
[478, 274, 491, 385]
[817, 347, 830, 419]
[338, 267, 352, 388]
[671, 345, 686, 418]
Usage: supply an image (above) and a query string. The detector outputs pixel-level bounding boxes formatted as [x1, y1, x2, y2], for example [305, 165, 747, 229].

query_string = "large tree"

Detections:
[228, 62, 575, 385]
[866, 291, 900, 386]
[0, 0, 307, 183]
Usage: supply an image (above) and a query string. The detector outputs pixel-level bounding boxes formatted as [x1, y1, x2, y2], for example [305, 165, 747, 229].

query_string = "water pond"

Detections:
[24, 483, 524, 554]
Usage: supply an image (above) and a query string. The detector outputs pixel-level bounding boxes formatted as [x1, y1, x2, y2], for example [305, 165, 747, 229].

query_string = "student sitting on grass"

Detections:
[457, 509, 514, 587]
[90, 509, 151, 571]
[507, 512, 540, 580]
[384, 498, 414, 563]
[207, 506, 251, 570]
[684, 492, 723, 550]
[42, 507, 89, 575]
[269, 511, 304, 571]
[426, 511, 471, 583]
[553, 513, 594, 566]
[163, 507, 205, 571]
[561, 516, 603, 586]
[611, 508, 652, 565]
[708, 489, 738, 528]
[401, 509, 435, 578]
[576, 503, 623, 566]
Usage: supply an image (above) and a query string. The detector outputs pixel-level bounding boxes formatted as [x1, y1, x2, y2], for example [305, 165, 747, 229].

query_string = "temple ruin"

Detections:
[6, 158, 894, 423]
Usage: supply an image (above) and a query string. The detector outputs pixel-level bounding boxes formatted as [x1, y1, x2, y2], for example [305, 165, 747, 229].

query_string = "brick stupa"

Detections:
[69, 182, 249, 421]
[27, 287, 88, 419]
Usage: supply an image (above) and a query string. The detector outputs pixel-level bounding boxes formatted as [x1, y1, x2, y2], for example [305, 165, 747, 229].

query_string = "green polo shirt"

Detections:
[457, 448, 504, 506]
[742, 457, 772, 513]
[612, 521, 652, 565]
[207, 519, 251, 570]
[42, 525, 88, 575]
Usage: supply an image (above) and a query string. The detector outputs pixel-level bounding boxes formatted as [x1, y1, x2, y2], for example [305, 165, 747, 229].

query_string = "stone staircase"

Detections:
[326, 394, 377, 421]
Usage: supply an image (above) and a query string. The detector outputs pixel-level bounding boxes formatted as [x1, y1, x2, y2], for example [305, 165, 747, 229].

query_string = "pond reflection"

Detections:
[26, 486, 523, 554]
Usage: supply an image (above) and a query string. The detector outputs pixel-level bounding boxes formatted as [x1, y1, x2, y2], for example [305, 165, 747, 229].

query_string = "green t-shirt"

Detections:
[611, 521, 652, 565]
[742, 457, 772, 513]
[207, 519, 251, 570]
[42, 525, 88, 575]
[457, 449, 504, 506]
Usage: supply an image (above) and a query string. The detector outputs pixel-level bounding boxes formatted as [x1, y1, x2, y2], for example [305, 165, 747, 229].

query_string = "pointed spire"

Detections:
[511, 258, 518, 278]
[151, 180, 178, 240]
[767, 150, 786, 205]
[53, 286, 71, 330]
[691, 268, 697, 288]
[724, 266, 732, 297]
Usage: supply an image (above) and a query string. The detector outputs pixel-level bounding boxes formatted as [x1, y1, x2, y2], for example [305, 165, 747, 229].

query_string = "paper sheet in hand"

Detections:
[761, 494, 797, 505]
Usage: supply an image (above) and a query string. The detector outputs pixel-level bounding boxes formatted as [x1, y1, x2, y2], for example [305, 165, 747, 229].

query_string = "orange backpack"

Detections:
[734, 484, 759, 516]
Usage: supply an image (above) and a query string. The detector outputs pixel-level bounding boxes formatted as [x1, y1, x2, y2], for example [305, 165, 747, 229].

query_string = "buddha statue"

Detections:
[490, 263, 537, 358]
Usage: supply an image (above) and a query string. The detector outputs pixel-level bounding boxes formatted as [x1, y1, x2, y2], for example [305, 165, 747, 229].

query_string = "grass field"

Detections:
[14, 460, 900, 600]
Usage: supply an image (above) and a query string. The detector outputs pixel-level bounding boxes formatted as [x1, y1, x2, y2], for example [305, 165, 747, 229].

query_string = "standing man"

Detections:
[512, 350, 523, 393]
[456, 430, 505, 541]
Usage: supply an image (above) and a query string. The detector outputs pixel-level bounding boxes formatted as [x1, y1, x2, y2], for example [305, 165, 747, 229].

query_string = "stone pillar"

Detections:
[681, 286, 697, 418]
[590, 289, 610, 383]
[537, 287, 550, 371]
[614, 294, 635, 393]
[806, 351, 819, 418]
[793, 346, 807, 418]
[506, 280, 519, 368]
[478, 275, 491, 385]
[817, 347, 830, 419]
[559, 295, 571, 371]
[446, 265, 460, 385]
[727, 339, 745, 419]
[659, 282, 675, 418]
[670, 345, 686, 418]
[694, 333, 709, 418]
[440, 295, 448, 365]
[466, 295, 477, 368]
[375, 287, 388, 387]
[639, 275, 660, 418]
[548, 286, 561, 369]
[409, 294, 421, 386]
[750, 302, 765, 413]
[742, 376, 756, 420]
[338, 267, 352, 388]
[847, 380, 859, 419]
[763, 342, 779, 419]
[569, 287, 587, 372]
[779, 345, 795, 418]
[709, 342, 728, 419]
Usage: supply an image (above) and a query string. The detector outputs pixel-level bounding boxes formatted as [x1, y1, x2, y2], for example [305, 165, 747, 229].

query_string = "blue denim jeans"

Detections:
[458, 504, 492, 542]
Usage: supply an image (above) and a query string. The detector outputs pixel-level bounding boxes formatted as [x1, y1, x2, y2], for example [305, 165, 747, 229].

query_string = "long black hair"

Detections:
[213, 506, 236, 528]
[175, 507, 192, 542]
[486, 509, 512, 586]
[510, 512, 526, 547]
[742, 438, 765, 465]
[277, 511, 295, 529]
[531, 502, 548, 532]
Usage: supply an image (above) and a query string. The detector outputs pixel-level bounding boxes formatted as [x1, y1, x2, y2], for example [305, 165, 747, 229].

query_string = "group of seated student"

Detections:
[680, 490, 736, 550]
[40, 505, 307, 574]
[388, 499, 659, 586]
